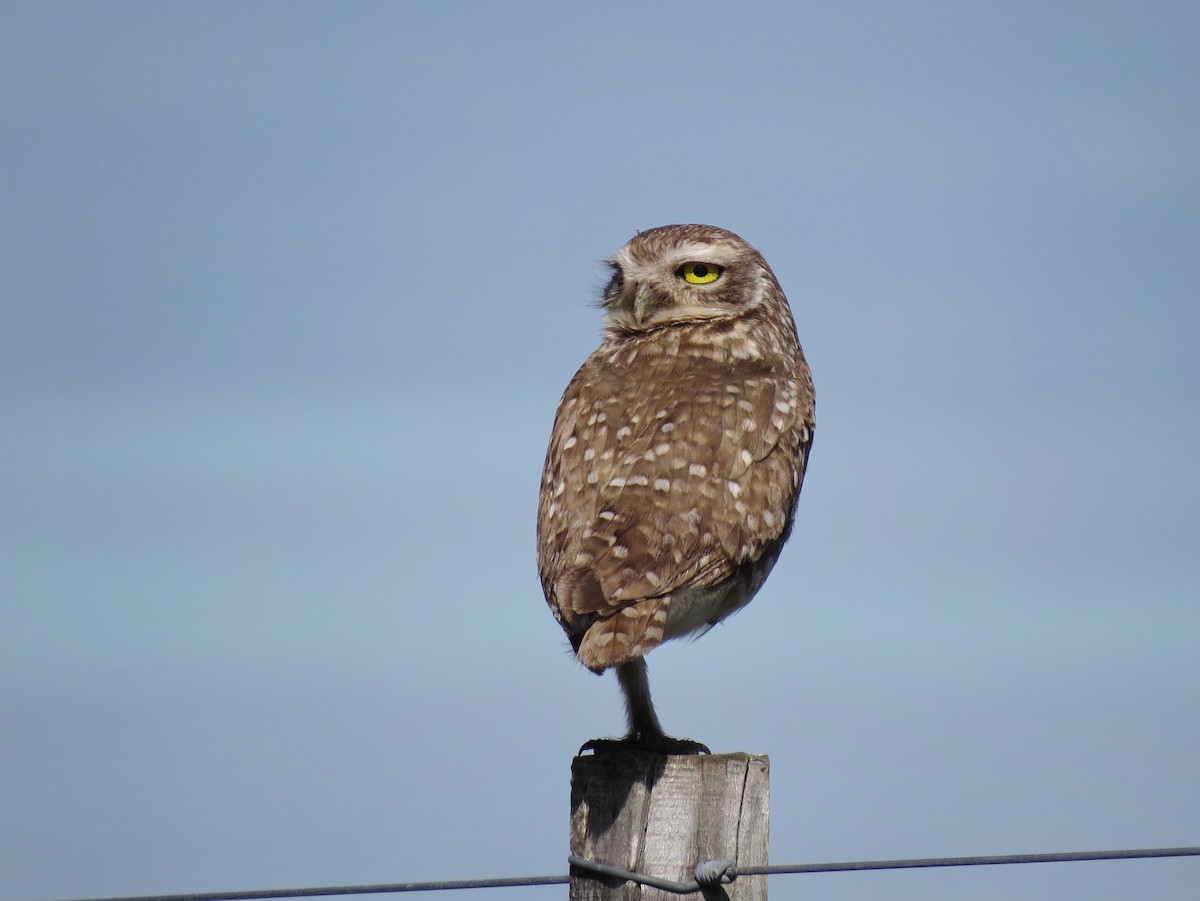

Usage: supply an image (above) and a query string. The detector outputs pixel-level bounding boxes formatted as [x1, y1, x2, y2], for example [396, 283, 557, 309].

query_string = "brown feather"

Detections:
[537, 224, 814, 671]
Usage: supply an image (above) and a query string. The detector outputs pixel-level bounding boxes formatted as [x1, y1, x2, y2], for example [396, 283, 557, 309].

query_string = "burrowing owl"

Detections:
[538, 224, 814, 754]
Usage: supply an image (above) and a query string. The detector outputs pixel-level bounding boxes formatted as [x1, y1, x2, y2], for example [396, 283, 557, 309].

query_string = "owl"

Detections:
[538, 224, 814, 755]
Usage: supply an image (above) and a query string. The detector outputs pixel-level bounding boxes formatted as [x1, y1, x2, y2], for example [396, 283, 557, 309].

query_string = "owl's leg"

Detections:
[578, 658, 710, 756]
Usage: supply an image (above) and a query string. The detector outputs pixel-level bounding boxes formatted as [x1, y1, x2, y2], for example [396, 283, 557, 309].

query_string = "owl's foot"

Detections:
[578, 731, 710, 756]
[578, 658, 711, 755]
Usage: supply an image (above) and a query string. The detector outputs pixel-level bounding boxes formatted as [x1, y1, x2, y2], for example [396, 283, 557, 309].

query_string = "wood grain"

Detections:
[570, 752, 769, 900]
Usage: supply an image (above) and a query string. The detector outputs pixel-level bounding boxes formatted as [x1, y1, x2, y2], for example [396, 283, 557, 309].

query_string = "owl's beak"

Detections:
[633, 284, 658, 327]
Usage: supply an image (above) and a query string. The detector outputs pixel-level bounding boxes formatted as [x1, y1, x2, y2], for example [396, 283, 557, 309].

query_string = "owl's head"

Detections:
[600, 224, 781, 333]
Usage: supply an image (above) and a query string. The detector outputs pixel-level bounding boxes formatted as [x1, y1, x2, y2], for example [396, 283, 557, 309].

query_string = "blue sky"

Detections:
[2, 3, 1198, 900]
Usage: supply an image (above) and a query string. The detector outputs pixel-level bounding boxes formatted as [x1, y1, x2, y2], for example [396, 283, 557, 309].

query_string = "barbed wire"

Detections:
[34, 845, 1200, 901]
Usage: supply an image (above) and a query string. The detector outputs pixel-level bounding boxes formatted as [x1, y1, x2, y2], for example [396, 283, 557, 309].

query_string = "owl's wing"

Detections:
[538, 349, 812, 633]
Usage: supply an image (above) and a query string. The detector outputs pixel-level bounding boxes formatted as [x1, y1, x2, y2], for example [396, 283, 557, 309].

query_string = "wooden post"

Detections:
[570, 752, 769, 901]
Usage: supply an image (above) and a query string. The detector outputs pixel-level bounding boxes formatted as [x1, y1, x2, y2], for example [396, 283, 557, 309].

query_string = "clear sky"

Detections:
[2, 3, 1198, 900]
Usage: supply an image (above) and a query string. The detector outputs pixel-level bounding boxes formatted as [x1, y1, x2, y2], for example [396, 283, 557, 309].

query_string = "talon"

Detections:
[577, 733, 710, 756]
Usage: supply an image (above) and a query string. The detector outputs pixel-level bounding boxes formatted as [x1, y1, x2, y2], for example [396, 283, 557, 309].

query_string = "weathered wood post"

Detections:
[570, 752, 770, 900]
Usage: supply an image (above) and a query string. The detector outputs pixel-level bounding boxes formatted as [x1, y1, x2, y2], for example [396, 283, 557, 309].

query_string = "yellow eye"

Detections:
[677, 262, 723, 285]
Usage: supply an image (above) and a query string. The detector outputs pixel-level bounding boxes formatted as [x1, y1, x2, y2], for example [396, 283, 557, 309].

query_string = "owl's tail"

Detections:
[576, 597, 670, 672]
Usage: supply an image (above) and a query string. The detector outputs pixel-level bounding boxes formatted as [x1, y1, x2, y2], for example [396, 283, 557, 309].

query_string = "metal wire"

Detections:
[33, 845, 1200, 901]
[738, 845, 1200, 877]
[44, 874, 570, 901]
[569, 846, 1200, 895]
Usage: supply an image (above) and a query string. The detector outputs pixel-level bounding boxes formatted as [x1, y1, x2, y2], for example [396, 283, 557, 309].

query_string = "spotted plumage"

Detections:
[538, 224, 814, 754]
